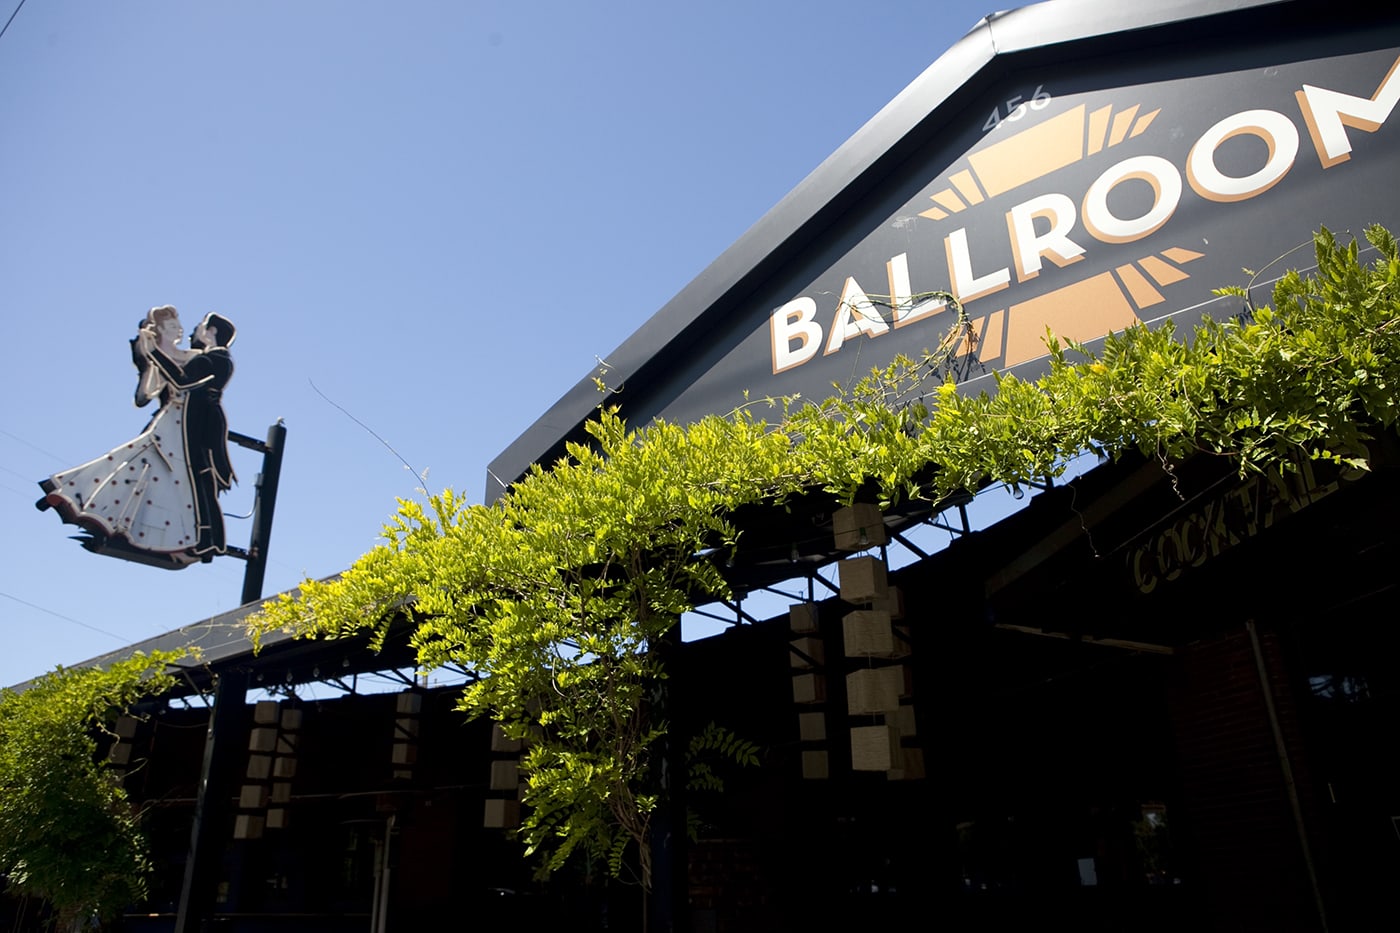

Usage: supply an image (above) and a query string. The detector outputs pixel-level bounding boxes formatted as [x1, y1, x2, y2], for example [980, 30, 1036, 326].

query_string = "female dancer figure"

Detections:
[38, 306, 206, 565]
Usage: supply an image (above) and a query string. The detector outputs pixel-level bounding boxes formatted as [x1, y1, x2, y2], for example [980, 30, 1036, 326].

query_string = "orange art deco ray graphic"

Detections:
[919, 103, 1162, 220]
[965, 247, 1203, 368]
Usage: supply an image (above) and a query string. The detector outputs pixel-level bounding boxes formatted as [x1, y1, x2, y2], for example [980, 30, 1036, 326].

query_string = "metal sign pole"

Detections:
[172, 420, 285, 932]
[230, 420, 287, 607]
[173, 667, 250, 933]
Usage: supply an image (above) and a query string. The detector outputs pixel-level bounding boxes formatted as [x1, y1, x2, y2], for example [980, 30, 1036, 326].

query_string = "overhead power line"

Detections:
[0, 589, 129, 642]
[0, 0, 28, 43]
[1, 427, 69, 464]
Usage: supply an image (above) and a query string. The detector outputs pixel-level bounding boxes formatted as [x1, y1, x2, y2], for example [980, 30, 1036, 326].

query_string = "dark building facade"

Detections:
[8, 1, 1400, 930]
[37, 441, 1397, 932]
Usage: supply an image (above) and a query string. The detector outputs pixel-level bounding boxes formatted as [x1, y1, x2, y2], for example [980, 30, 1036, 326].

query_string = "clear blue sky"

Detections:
[1, 0, 999, 688]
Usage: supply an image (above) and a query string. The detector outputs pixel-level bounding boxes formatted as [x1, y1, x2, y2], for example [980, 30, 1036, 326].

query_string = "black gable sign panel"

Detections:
[694, 33, 1400, 406]
[489, 1, 1400, 499]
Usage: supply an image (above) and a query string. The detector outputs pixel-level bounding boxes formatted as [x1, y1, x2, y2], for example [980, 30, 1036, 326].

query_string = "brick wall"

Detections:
[1168, 626, 1323, 932]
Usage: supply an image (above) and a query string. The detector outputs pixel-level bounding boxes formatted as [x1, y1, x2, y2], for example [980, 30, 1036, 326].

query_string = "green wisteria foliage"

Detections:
[251, 225, 1400, 887]
[0, 651, 184, 927]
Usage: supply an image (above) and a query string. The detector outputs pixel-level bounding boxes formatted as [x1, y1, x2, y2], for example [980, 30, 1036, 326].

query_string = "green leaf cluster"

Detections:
[0, 651, 184, 926]
[685, 722, 761, 843]
[256, 411, 807, 889]
[250, 225, 1400, 888]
